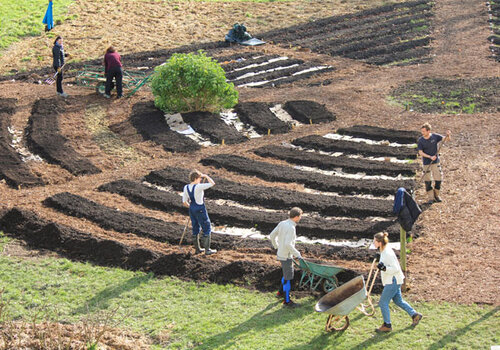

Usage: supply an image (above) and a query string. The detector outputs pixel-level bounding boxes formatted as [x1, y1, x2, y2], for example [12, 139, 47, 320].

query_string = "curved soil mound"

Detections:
[0, 98, 44, 188]
[27, 98, 101, 175]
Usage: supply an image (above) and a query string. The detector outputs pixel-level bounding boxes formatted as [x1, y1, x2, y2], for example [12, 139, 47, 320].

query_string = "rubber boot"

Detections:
[202, 235, 217, 255]
[426, 190, 435, 204]
[433, 189, 442, 202]
[193, 235, 205, 254]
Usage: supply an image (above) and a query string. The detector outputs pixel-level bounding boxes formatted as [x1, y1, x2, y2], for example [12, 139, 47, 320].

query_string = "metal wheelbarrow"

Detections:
[294, 258, 344, 293]
[314, 258, 379, 332]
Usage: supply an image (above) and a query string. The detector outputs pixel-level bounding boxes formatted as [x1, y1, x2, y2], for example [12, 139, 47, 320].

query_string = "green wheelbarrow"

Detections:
[294, 258, 344, 293]
[75, 65, 152, 98]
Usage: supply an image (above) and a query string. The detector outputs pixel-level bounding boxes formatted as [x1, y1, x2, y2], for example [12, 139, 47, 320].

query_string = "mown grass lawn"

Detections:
[0, 234, 498, 349]
[0, 0, 74, 51]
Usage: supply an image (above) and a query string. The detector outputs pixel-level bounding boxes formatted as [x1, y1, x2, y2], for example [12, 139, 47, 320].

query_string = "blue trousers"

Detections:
[379, 277, 416, 325]
[189, 205, 211, 237]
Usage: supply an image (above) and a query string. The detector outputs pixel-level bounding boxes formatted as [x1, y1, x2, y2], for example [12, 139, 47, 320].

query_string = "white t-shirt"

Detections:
[182, 183, 214, 205]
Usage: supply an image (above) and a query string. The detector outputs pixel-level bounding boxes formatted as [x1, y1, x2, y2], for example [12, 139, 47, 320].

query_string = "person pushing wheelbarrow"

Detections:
[269, 207, 303, 308]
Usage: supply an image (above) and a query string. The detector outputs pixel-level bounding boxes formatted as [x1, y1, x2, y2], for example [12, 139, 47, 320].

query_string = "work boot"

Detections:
[202, 235, 217, 255]
[192, 235, 205, 254]
[282, 300, 298, 308]
[433, 189, 442, 202]
[375, 323, 392, 333]
[426, 190, 435, 204]
[412, 313, 423, 326]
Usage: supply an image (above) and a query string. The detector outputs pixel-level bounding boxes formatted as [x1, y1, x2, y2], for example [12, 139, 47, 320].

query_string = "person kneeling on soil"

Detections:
[182, 170, 216, 255]
[103, 46, 123, 99]
[373, 232, 422, 333]
[417, 122, 451, 204]
[269, 207, 303, 308]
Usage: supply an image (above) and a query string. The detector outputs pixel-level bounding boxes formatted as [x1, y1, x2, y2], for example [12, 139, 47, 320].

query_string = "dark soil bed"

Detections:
[99, 179, 399, 240]
[254, 145, 417, 177]
[26, 99, 101, 176]
[181, 111, 247, 145]
[233, 102, 291, 134]
[257, 0, 433, 65]
[201, 154, 415, 196]
[145, 167, 394, 218]
[0, 98, 44, 188]
[292, 135, 417, 159]
[0, 207, 282, 291]
[283, 100, 336, 124]
[336, 125, 420, 144]
[391, 77, 500, 114]
[125, 102, 200, 153]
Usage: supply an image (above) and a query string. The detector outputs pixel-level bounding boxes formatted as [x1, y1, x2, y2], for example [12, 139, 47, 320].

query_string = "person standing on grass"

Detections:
[269, 207, 303, 308]
[373, 232, 422, 333]
[103, 46, 123, 99]
[52, 36, 68, 97]
[182, 170, 216, 255]
[417, 122, 451, 204]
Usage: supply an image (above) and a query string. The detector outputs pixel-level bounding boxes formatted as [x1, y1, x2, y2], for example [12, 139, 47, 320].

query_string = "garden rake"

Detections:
[44, 65, 64, 85]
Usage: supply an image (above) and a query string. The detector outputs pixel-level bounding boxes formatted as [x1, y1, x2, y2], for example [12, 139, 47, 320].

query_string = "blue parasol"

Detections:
[42, 0, 54, 31]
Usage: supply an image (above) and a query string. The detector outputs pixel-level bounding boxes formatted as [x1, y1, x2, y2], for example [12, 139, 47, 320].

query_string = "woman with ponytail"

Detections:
[373, 232, 422, 332]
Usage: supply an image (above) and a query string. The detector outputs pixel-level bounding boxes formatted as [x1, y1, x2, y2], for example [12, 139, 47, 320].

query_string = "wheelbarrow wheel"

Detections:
[325, 315, 349, 332]
[96, 82, 106, 95]
[322, 276, 339, 293]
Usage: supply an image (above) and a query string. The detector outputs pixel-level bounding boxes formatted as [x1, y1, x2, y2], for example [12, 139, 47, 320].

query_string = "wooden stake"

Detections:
[400, 226, 407, 291]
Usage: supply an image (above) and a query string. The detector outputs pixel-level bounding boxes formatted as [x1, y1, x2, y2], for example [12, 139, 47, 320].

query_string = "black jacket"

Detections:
[395, 189, 421, 232]
[52, 43, 64, 68]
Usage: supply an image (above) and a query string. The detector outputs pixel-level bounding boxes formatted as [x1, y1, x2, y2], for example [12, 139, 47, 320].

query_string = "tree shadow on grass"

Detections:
[72, 274, 153, 315]
[426, 306, 499, 350]
[197, 298, 316, 349]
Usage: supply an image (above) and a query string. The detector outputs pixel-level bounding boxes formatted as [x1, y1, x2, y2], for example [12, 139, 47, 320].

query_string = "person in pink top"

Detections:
[103, 46, 123, 98]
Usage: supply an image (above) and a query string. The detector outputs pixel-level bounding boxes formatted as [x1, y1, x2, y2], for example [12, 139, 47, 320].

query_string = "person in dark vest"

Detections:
[270, 207, 303, 307]
[373, 232, 422, 332]
[52, 36, 68, 97]
[182, 170, 216, 255]
[103, 46, 123, 99]
[417, 123, 451, 203]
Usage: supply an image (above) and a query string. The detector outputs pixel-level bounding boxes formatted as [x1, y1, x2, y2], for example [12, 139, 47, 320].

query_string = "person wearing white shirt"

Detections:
[374, 232, 422, 332]
[182, 170, 216, 255]
[269, 207, 303, 307]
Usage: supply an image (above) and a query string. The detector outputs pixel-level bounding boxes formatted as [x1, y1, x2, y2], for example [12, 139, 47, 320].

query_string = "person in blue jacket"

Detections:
[52, 36, 68, 97]
[182, 170, 216, 255]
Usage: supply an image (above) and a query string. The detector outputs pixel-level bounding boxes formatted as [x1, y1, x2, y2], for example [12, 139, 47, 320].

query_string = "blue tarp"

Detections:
[42, 1, 54, 31]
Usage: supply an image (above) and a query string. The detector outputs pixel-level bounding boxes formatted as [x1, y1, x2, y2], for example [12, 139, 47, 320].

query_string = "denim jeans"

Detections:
[379, 276, 416, 324]
[189, 204, 211, 237]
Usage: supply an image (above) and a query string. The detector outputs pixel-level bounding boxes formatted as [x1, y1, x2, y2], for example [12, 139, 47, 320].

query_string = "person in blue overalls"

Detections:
[182, 170, 217, 255]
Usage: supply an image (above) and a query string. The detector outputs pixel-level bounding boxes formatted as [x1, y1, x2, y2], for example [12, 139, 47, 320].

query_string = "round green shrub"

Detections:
[151, 51, 239, 114]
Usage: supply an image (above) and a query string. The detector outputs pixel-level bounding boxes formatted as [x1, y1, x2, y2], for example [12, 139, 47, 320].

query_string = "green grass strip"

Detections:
[0, 235, 498, 349]
[0, 0, 74, 51]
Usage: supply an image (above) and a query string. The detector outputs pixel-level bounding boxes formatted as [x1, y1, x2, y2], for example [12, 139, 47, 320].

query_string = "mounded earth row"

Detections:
[99, 179, 399, 240]
[39, 192, 381, 262]
[306, 12, 432, 53]
[0, 208, 378, 292]
[233, 102, 291, 135]
[337, 125, 420, 144]
[0, 98, 44, 188]
[27, 98, 101, 176]
[292, 135, 417, 159]
[200, 154, 415, 196]
[0, 208, 290, 291]
[258, 0, 433, 65]
[145, 167, 394, 218]
[254, 145, 417, 177]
